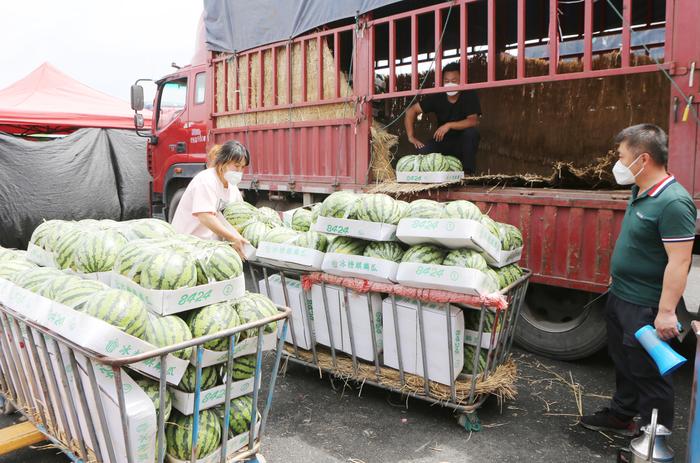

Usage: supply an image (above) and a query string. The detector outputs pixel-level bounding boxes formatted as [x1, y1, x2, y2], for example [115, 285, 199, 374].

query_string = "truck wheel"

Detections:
[514, 284, 607, 361]
[167, 188, 187, 223]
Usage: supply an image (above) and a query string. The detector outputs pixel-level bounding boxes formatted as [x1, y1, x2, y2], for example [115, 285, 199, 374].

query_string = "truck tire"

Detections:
[167, 188, 187, 223]
[514, 284, 607, 361]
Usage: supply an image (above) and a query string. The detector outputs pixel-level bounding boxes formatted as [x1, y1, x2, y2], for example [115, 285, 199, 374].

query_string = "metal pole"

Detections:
[390, 294, 405, 386]
[190, 346, 204, 463]
[157, 354, 168, 463]
[343, 287, 359, 374]
[113, 366, 135, 463]
[416, 300, 431, 396]
[220, 334, 236, 463]
[320, 282, 338, 368]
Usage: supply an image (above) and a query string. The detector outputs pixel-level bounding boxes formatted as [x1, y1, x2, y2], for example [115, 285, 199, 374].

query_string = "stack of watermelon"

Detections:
[396, 153, 463, 173]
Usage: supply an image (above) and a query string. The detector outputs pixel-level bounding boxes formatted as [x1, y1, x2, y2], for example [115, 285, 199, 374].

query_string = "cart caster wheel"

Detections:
[457, 412, 481, 432]
[0, 395, 15, 415]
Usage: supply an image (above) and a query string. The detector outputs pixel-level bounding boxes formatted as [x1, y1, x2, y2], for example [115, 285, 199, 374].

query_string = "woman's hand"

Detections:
[228, 234, 250, 261]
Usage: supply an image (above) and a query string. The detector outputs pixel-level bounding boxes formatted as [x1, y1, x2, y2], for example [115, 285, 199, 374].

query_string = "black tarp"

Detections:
[203, 0, 401, 53]
[0, 128, 150, 248]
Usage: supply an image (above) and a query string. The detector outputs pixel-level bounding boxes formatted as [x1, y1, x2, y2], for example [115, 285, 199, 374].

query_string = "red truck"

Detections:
[130, 0, 700, 360]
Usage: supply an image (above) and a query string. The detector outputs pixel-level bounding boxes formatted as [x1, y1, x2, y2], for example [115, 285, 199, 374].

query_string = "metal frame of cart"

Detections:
[0, 299, 291, 463]
[248, 262, 530, 422]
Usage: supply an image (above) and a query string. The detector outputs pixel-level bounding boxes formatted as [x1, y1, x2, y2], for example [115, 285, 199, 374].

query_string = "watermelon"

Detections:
[241, 221, 272, 248]
[223, 201, 260, 231]
[165, 410, 221, 460]
[444, 155, 463, 172]
[44, 221, 79, 253]
[54, 280, 109, 309]
[293, 231, 328, 252]
[194, 242, 244, 282]
[229, 355, 257, 381]
[498, 223, 523, 251]
[419, 153, 449, 172]
[485, 268, 500, 290]
[233, 292, 278, 340]
[261, 227, 299, 245]
[123, 219, 175, 240]
[463, 344, 488, 374]
[12, 267, 64, 292]
[363, 241, 405, 262]
[74, 230, 128, 273]
[405, 199, 444, 219]
[136, 378, 172, 421]
[178, 364, 220, 393]
[442, 249, 488, 271]
[113, 240, 163, 283]
[442, 200, 482, 221]
[310, 203, 321, 224]
[0, 248, 24, 263]
[37, 274, 83, 299]
[139, 251, 198, 290]
[396, 155, 419, 172]
[480, 215, 501, 241]
[227, 395, 256, 436]
[79, 289, 150, 339]
[30, 220, 66, 250]
[400, 244, 446, 264]
[354, 194, 400, 225]
[0, 260, 36, 279]
[145, 314, 194, 360]
[189, 301, 241, 351]
[54, 227, 93, 270]
[291, 208, 312, 232]
[389, 200, 410, 224]
[326, 236, 368, 255]
[319, 191, 360, 219]
[257, 207, 283, 226]
[496, 264, 523, 289]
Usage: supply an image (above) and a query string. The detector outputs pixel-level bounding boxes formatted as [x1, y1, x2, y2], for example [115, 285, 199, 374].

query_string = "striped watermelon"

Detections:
[227, 395, 256, 436]
[262, 227, 299, 245]
[74, 230, 128, 273]
[396, 155, 419, 172]
[363, 241, 405, 262]
[291, 208, 312, 232]
[327, 236, 368, 255]
[223, 201, 260, 231]
[79, 289, 150, 339]
[139, 251, 198, 290]
[123, 219, 175, 240]
[54, 227, 93, 270]
[442, 249, 488, 271]
[37, 274, 83, 299]
[419, 153, 449, 172]
[44, 221, 79, 253]
[496, 264, 523, 289]
[229, 355, 256, 381]
[293, 231, 328, 252]
[145, 314, 194, 360]
[405, 199, 444, 219]
[178, 364, 220, 393]
[233, 292, 278, 340]
[30, 220, 65, 250]
[442, 200, 482, 221]
[463, 344, 488, 374]
[498, 223, 523, 251]
[400, 244, 446, 264]
[310, 203, 322, 224]
[257, 207, 283, 227]
[54, 280, 109, 309]
[319, 191, 360, 219]
[241, 221, 272, 248]
[195, 242, 244, 282]
[0, 260, 36, 280]
[12, 267, 64, 292]
[113, 240, 163, 284]
[485, 268, 500, 290]
[480, 215, 501, 241]
[189, 301, 241, 351]
[0, 248, 24, 263]
[444, 155, 463, 172]
[355, 194, 400, 225]
[165, 410, 221, 460]
[136, 378, 172, 421]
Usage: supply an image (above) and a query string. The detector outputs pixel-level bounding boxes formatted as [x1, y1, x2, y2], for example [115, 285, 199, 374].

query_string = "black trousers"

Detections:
[606, 292, 674, 429]
[417, 127, 480, 174]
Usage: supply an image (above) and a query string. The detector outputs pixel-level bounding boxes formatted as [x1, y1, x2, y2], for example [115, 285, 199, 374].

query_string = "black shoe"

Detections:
[580, 407, 638, 437]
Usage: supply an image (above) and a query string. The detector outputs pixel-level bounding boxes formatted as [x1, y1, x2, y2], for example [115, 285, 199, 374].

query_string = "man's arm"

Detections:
[434, 114, 479, 141]
[404, 103, 425, 149]
[656, 240, 693, 340]
[195, 212, 249, 258]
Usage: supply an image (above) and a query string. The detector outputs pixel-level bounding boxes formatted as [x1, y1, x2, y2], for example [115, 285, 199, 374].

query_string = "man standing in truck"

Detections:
[580, 124, 695, 438]
[404, 62, 481, 174]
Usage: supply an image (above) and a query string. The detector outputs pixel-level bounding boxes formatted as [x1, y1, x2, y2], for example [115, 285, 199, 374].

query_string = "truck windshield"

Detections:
[157, 78, 187, 130]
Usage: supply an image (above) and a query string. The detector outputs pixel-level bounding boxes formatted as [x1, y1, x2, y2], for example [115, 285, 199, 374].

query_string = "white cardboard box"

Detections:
[255, 241, 325, 271]
[313, 216, 397, 241]
[311, 284, 382, 362]
[395, 262, 499, 296]
[396, 171, 464, 183]
[259, 274, 314, 350]
[189, 332, 277, 368]
[382, 297, 464, 386]
[110, 273, 246, 316]
[170, 377, 254, 415]
[464, 328, 501, 349]
[26, 242, 57, 267]
[483, 247, 523, 268]
[242, 242, 257, 261]
[321, 253, 399, 283]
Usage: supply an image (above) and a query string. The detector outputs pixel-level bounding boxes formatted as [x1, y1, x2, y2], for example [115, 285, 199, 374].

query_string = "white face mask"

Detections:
[612, 155, 644, 185]
[224, 171, 243, 186]
[444, 82, 459, 96]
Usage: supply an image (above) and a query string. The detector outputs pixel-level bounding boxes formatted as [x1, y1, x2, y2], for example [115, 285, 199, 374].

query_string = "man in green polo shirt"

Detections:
[580, 124, 696, 438]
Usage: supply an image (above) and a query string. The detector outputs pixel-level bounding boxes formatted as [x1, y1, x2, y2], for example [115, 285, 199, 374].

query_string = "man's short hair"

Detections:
[614, 124, 668, 166]
[442, 62, 460, 75]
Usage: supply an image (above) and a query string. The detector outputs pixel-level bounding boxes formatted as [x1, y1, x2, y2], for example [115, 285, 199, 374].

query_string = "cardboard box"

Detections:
[313, 216, 397, 241]
[321, 253, 399, 283]
[382, 297, 464, 386]
[255, 241, 325, 271]
[188, 332, 277, 368]
[310, 284, 382, 362]
[110, 273, 246, 316]
[395, 262, 499, 296]
[482, 247, 523, 268]
[26, 243, 57, 267]
[170, 377, 254, 415]
[396, 171, 464, 183]
[242, 242, 257, 261]
[259, 274, 314, 350]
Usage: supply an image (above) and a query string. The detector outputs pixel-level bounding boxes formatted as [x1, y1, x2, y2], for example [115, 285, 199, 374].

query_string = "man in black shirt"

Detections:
[403, 62, 481, 174]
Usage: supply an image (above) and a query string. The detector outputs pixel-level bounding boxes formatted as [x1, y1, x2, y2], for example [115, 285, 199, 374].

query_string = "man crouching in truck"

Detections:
[581, 124, 695, 439]
[403, 62, 481, 174]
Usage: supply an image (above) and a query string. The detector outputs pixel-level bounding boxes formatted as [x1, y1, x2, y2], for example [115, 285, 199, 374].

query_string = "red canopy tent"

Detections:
[0, 62, 151, 135]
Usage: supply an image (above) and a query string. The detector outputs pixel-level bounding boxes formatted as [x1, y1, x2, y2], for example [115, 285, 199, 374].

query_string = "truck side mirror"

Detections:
[134, 113, 145, 129]
[130, 84, 145, 111]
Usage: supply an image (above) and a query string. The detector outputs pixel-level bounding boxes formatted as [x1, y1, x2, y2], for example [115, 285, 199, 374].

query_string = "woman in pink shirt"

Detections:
[172, 140, 250, 257]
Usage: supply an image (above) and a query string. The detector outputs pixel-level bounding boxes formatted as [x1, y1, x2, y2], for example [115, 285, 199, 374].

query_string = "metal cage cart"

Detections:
[248, 261, 530, 429]
[0, 294, 291, 463]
